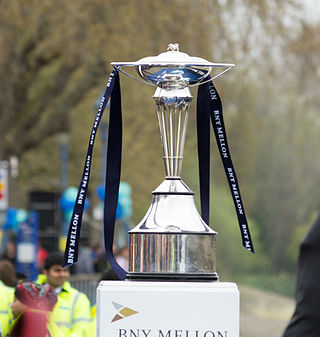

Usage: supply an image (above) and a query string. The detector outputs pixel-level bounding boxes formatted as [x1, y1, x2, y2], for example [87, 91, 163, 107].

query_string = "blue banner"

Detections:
[15, 211, 39, 281]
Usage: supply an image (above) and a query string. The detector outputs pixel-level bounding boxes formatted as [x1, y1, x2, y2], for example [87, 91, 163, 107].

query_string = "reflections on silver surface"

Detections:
[133, 191, 215, 233]
[154, 87, 192, 178]
[129, 233, 216, 274]
[128, 179, 217, 278]
[138, 66, 211, 87]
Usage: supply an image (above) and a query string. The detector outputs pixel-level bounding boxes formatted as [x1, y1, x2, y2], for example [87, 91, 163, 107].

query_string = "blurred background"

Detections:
[0, 0, 320, 335]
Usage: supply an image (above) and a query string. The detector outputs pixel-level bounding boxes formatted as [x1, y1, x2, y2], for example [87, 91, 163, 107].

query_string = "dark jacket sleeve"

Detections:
[282, 213, 320, 336]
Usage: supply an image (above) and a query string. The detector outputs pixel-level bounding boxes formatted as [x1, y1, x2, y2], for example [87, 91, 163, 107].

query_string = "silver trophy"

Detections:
[112, 44, 234, 281]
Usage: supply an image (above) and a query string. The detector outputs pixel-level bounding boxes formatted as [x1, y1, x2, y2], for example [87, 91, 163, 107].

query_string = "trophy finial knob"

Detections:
[167, 43, 179, 52]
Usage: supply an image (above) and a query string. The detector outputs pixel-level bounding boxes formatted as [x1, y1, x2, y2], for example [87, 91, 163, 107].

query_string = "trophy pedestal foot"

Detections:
[125, 272, 219, 282]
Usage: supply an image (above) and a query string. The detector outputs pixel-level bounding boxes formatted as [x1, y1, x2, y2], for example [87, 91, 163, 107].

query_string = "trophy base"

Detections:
[126, 272, 219, 282]
[97, 281, 240, 337]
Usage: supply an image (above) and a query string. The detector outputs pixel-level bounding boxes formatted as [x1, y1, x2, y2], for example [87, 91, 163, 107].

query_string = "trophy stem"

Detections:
[154, 86, 192, 177]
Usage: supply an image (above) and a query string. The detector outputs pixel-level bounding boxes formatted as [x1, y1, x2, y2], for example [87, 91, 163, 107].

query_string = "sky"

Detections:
[303, 0, 320, 23]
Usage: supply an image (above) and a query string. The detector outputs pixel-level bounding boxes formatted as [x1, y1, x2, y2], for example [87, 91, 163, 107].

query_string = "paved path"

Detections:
[239, 284, 295, 337]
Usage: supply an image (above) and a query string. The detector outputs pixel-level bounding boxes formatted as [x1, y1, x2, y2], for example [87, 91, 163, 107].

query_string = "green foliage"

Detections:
[207, 184, 270, 277]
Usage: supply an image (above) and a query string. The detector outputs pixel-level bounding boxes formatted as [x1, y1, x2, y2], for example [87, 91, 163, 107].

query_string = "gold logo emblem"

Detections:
[111, 302, 138, 323]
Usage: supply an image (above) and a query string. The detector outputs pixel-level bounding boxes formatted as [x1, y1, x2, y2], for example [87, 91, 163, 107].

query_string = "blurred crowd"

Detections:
[72, 238, 129, 275]
[1, 235, 128, 276]
[0, 239, 126, 337]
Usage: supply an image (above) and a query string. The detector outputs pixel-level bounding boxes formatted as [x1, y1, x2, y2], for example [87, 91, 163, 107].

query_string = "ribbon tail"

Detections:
[197, 83, 211, 225]
[103, 70, 127, 279]
[204, 78, 255, 253]
[63, 69, 118, 267]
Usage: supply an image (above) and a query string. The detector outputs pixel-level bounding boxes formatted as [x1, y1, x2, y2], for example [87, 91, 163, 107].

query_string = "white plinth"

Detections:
[97, 281, 239, 337]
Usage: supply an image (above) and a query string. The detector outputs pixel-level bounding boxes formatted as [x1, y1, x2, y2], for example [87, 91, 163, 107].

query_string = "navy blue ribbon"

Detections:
[197, 83, 211, 225]
[103, 71, 126, 280]
[197, 77, 255, 253]
[63, 68, 126, 279]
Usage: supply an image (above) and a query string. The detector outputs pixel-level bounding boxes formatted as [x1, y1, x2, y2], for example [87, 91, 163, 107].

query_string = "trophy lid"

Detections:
[111, 43, 234, 86]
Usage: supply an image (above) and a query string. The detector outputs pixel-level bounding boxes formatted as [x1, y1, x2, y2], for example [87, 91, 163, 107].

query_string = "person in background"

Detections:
[1, 241, 16, 267]
[0, 260, 17, 288]
[0, 277, 14, 337]
[8, 282, 62, 337]
[115, 247, 129, 271]
[92, 244, 107, 273]
[282, 213, 320, 336]
[37, 243, 48, 273]
[37, 252, 91, 337]
[74, 238, 94, 274]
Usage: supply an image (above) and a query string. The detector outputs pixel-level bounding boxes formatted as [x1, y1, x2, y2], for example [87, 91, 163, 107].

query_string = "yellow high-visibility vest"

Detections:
[0, 280, 14, 336]
[37, 275, 91, 337]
